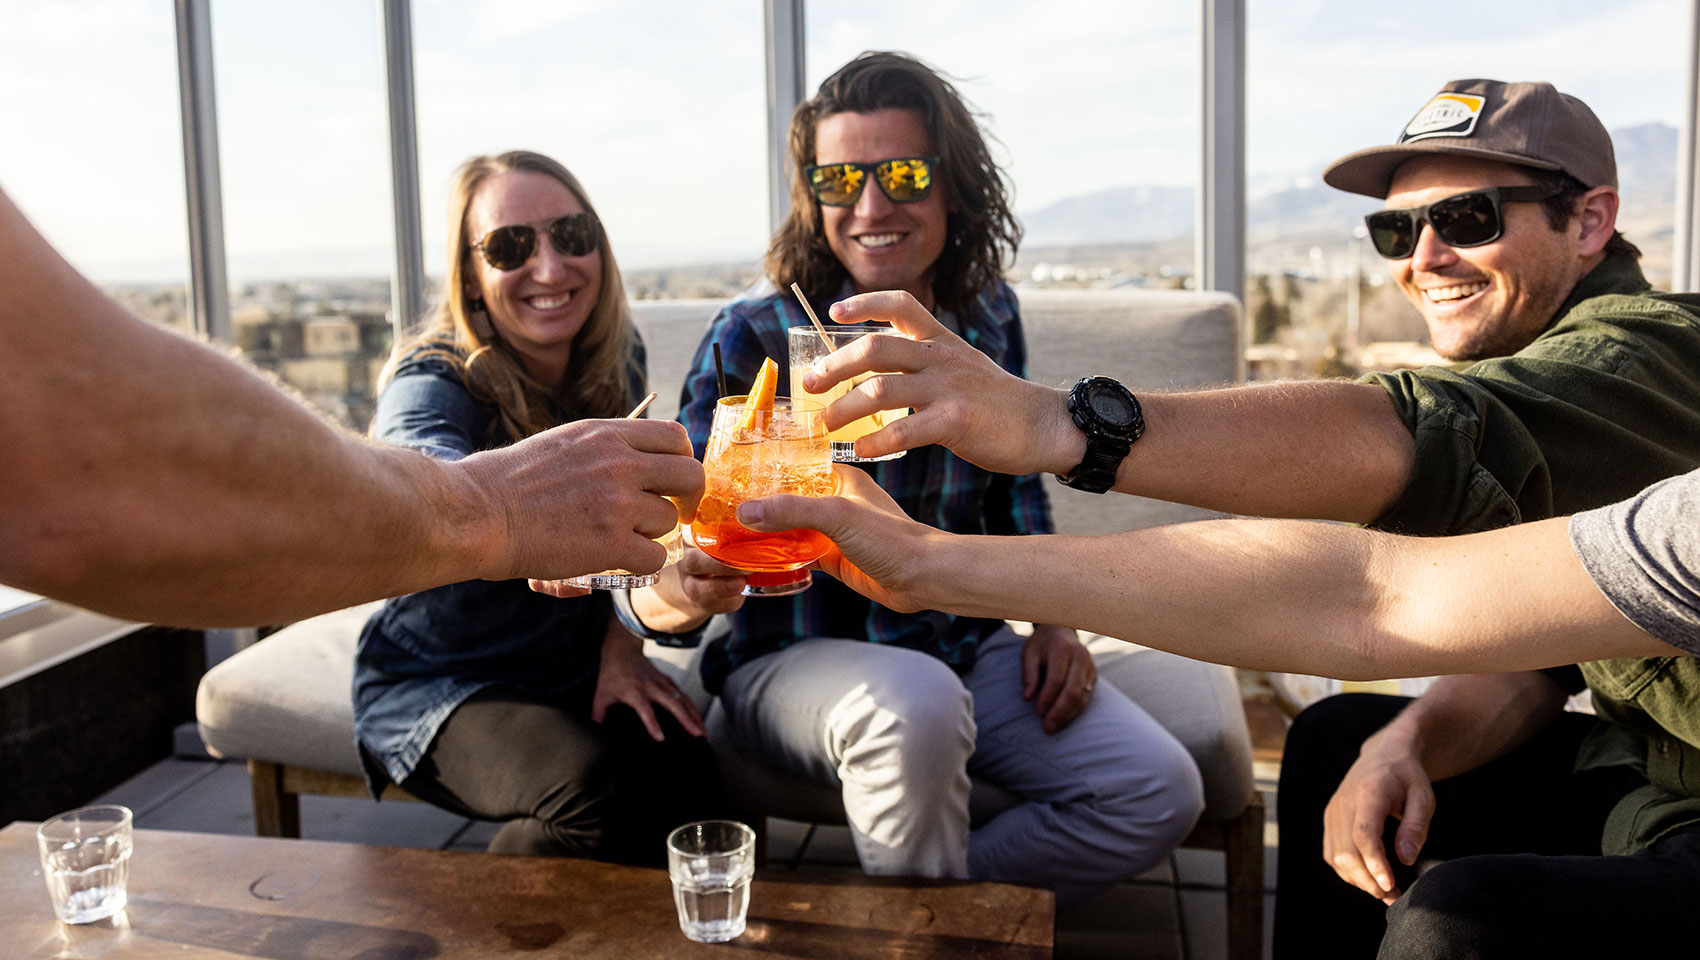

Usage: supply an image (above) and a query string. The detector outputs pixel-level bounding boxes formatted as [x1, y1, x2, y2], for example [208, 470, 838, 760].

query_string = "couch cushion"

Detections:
[195, 601, 383, 776]
[1084, 635, 1255, 821]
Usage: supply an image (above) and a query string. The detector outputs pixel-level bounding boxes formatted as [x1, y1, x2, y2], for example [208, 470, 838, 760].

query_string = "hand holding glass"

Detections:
[559, 518, 684, 589]
[560, 392, 683, 589]
[788, 324, 910, 462]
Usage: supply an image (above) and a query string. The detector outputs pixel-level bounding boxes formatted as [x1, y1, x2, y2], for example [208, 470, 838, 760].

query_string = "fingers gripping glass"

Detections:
[1364, 185, 1560, 260]
[469, 212, 601, 270]
[804, 156, 938, 207]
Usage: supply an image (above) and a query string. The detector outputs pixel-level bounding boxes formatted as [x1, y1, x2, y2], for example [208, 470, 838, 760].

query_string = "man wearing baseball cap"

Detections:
[1277, 78, 1700, 958]
[750, 77, 1700, 956]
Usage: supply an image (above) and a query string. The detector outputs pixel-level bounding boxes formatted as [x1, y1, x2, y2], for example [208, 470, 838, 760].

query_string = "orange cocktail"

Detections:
[691, 395, 834, 572]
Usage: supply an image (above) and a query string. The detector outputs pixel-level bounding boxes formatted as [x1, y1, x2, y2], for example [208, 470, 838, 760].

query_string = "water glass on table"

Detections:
[667, 820, 756, 943]
[788, 324, 910, 462]
[36, 804, 132, 924]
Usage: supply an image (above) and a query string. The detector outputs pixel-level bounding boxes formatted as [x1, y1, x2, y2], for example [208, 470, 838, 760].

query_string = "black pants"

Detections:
[402, 686, 728, 865]
[1273, 693, 1697, 959]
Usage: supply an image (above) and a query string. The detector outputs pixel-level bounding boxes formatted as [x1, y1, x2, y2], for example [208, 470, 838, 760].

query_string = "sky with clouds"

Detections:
[0, 0, 1691, 283]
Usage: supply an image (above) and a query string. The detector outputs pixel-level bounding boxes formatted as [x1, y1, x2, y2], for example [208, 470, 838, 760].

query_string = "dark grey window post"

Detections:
[175, 0, 254, 658]
[764, 0, 806, 236]
[382, 0, 426, 338]
[1199, 0, 1247, 378]
[1675, 0, 1700, 291]
[175, 0, 229, 343]
[1198, 0, 1246, 300]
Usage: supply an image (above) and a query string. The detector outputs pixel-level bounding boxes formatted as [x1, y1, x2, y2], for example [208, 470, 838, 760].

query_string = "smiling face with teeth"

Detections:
[463, 169, 602, 385]
[815, 108, 949, 311]
[1384, 156, 1597, 362]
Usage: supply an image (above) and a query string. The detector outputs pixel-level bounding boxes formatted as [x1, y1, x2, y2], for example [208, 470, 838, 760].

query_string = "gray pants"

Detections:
[718, 626, 1204, 906]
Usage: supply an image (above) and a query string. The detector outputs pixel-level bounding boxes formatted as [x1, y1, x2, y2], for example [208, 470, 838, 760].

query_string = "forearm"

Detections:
[0, 190, 502, 623]
[905, 514, 1664, 677]
[1369, 672, 1568, 782]
[1027, 380, 1416, 523]
[8, 340, 502, 624]
[629, 581, 713, 634]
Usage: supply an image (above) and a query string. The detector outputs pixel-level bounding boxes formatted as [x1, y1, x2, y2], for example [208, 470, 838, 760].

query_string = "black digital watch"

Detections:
[1057, 376, 1143, 494]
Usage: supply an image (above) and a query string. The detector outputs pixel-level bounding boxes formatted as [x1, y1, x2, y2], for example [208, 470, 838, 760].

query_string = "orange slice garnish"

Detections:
[738, 357, 779, 431]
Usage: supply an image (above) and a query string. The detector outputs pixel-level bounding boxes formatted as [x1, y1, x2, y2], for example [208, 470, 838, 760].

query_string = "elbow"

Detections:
[1331, 624, 1406, 682]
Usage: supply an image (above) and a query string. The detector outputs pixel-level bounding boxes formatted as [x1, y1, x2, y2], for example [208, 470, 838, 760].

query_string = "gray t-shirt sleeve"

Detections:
[1569, 468, 1700, 655]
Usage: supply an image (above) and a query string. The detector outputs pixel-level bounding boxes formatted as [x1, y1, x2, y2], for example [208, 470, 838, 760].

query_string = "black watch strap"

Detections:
[1057, 376, 1143, 494]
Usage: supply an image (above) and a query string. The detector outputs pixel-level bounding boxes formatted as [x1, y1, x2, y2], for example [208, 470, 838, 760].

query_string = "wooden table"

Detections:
[1, 824, 1052, 958]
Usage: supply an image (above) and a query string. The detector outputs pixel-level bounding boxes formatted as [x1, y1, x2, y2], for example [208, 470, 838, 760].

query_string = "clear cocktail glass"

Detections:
[690, 396, 835, 575]
[788, 324, 909, 463]
[560, 519, 684, 590]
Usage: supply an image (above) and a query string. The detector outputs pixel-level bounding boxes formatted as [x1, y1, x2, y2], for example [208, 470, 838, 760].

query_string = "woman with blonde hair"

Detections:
[353, 151, 723, 861]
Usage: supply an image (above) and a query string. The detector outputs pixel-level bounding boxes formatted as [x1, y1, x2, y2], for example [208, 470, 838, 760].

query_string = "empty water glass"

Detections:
[37, 804, 133, 924]
[666, 819, 755, 943]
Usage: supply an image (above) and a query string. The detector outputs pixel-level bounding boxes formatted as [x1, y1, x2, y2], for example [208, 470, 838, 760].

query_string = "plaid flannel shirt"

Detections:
[677, 279, 1056, 694]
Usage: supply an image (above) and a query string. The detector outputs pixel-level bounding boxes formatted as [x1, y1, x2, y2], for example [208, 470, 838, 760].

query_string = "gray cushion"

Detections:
[1085, 635, 1255, 822]
[195, 601, 381, 776]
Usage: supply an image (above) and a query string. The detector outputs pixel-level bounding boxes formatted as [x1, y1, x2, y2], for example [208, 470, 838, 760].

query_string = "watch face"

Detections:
[1088, 385, 1135, 425]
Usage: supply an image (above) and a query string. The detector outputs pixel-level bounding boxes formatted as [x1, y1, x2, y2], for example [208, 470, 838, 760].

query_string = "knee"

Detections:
[1379, 859, 1523, 959]
[1095, 734, 1206, 855]
[831, 657, 975, 765]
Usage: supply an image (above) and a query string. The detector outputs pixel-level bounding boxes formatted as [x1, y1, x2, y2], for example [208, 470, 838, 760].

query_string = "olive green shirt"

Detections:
[1362, 251, 1700, 854]
[1364, 252, 1700, 537]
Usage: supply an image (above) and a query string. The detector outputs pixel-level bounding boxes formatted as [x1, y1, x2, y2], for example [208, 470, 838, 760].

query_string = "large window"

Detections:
[210, 1, 394, 430]
[0, 1, 188, 617]
[0, 0, 189, 331]
[411, 1, 770, 304]
[1244, 0, 1690, 379]
[806, 1, 1201, 291]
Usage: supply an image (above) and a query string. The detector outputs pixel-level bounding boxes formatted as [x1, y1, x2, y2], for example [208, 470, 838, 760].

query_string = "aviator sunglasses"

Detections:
[804, 156, 938, 207]
[469, 212, 601, 271]
[1364, 185, 1561, 260]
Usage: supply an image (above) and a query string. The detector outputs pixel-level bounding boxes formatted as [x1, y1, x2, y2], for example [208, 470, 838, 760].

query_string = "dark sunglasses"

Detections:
[803, 156, 938, 207]
[469, 212, 601, 271]
[1364, 185, 1560, 260]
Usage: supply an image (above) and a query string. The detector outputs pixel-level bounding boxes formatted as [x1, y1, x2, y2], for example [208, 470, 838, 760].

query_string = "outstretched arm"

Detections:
[810, 291, 1413, 523]
[739, 468, 1675, 677]
[0, 185, 701, 626]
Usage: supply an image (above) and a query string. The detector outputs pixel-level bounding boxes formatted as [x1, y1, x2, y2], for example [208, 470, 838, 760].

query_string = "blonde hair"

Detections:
[380, 151, 638, 443]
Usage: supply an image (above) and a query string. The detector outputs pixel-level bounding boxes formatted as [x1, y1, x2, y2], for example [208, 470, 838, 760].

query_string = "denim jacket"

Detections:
[353, 348, 643, 789]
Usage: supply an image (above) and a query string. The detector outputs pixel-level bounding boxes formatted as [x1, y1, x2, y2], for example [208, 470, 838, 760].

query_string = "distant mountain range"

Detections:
[1017, 122, 1680, 250]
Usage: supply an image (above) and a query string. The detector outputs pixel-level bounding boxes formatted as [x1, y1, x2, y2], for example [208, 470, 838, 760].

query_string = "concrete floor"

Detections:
[94, 735, 1279, 960]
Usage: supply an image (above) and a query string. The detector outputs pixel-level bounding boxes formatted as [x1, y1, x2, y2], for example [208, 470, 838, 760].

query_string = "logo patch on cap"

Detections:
[1399, 93, 1487, 143]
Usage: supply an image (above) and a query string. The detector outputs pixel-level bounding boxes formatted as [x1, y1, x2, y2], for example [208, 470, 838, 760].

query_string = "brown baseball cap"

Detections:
[1323, 79, 1617, 198]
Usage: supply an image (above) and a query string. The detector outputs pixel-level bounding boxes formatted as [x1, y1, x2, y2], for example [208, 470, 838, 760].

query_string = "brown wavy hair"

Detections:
[766, 51, 1021, 317]
[379, 151, 638, 444]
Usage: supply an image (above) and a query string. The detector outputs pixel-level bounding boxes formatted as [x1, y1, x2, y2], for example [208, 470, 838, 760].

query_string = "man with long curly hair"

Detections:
[629, 51, 1204, 907]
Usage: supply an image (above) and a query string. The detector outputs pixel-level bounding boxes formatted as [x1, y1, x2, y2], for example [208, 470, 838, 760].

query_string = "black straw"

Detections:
[712, 342, 729, 398]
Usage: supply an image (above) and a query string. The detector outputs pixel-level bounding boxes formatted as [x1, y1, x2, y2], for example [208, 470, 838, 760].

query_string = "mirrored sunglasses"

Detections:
[1364, 185, 1560, 260]
[804, 156, 938, 207]
[470, 212, 601, 271]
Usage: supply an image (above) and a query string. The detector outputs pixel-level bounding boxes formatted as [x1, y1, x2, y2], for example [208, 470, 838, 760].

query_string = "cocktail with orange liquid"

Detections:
[690, 394, 835, 573]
